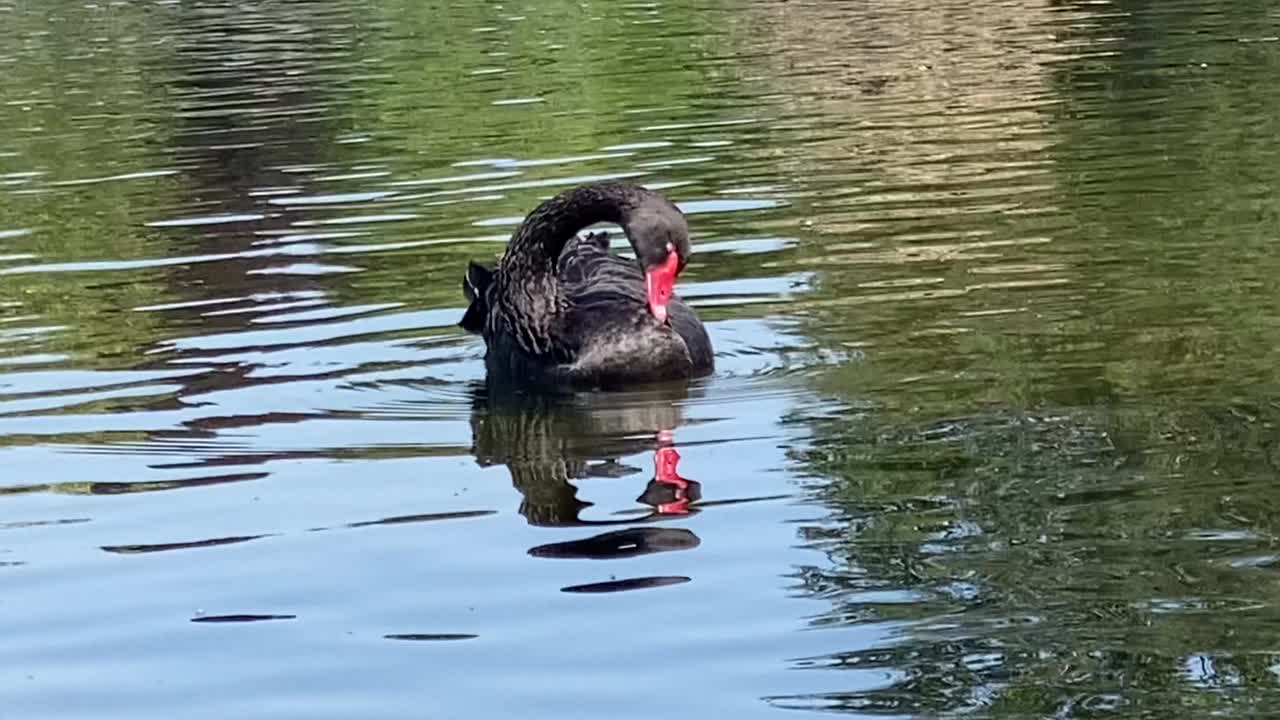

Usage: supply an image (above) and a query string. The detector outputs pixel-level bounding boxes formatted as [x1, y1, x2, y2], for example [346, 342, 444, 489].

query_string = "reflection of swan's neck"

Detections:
[655, 446, 684, 486]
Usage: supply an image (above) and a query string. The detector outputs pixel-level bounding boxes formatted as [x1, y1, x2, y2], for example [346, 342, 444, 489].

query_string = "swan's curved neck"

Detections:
[490, 182, 679, 356]
[502, 183, 651, 270]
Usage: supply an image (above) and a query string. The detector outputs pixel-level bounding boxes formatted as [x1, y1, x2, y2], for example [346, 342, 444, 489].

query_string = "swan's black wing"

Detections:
[557, 232, 648, 311]
[555, 233, 713, 379]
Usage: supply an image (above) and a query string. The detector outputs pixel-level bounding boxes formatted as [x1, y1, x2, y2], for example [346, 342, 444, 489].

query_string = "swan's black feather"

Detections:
[460, 182, 714, 388]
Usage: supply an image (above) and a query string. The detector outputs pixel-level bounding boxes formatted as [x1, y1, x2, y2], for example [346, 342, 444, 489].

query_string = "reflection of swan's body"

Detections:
[459, 182, 713, 388]
[468, 383, 702, 528]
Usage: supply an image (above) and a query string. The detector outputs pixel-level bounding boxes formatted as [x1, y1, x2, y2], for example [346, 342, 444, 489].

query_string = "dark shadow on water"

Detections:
[561, 576, 692, 594]
[384, 633, 479, 642]
[102, 534, 271, 555]
[0, 471, 269, 497]
[190, 614, 296, 624]
[100, 508, 497, 558]
[529, 527, 700, 560]
[344, 509, 497, 529]
[0, 517, 91, 530]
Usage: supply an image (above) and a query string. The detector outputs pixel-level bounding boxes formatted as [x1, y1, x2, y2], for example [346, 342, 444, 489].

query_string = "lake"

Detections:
[5, 0, 1280, 716]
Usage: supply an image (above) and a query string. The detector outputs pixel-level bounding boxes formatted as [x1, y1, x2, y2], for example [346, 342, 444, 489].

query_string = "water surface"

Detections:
[6, 0, 1280, 716]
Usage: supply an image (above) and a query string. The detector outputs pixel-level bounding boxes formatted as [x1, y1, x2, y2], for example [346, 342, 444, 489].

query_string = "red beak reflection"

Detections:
[638, 430, 701, 515]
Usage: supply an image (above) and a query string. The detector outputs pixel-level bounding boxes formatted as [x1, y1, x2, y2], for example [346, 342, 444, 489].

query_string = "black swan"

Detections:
[459, 181, 713, 387]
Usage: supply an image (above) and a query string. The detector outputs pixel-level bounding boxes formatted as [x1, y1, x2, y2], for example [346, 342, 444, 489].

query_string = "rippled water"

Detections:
[6, 0, 1280, 716]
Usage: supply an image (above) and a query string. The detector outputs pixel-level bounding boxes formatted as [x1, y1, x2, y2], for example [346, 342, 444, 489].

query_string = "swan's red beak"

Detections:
[645, 247, 680, 324]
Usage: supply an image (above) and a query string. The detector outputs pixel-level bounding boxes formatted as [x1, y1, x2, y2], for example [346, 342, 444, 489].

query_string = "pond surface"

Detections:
[5, 0, 1280, 716]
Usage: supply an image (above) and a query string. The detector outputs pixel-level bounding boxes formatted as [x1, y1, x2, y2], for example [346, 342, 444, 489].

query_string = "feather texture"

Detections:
[460, 182, 714, 388]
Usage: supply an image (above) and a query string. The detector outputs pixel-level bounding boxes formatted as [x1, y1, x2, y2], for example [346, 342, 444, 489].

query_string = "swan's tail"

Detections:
[458, 261, 493, 334]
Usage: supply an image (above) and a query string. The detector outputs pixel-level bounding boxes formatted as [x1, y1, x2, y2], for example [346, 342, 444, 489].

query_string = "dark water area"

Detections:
[5, 0, 1280, 716]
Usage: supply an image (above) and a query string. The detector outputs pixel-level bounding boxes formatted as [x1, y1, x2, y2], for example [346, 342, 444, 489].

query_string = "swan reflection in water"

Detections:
[469, 382, 703, 591]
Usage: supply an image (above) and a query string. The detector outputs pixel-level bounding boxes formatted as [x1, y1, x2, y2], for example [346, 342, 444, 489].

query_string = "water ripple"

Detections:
[2, 0, 1275, 717]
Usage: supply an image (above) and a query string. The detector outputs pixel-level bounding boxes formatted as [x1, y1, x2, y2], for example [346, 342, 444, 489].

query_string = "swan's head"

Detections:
[626, 200, 691, 325]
